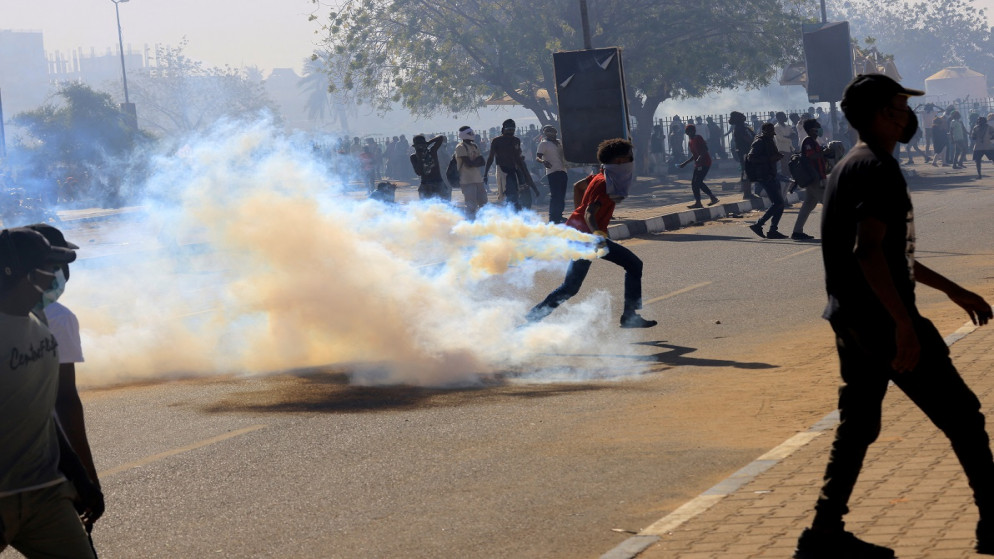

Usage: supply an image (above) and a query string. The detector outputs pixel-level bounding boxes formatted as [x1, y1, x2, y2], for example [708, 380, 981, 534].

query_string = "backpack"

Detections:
[445, 154, 460, 187]
[743, 137, 769, 181]
[733, 124, 755, 154]
[788, 152, 816, 188]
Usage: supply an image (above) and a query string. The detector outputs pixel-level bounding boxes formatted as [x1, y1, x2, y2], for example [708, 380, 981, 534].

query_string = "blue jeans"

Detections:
[755, 176, 784, 230]
[528, 238, 644, 320]
[546, 171, 568, 223]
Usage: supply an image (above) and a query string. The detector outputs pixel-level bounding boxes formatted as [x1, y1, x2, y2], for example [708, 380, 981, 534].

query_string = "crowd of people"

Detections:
[5, 73, 994, 558]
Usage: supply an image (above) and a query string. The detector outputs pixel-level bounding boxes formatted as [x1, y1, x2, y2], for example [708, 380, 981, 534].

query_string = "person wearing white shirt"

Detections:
[536, 125, 569, 223]
[773, 112, 795, 190]
[454, 126, 488, 219]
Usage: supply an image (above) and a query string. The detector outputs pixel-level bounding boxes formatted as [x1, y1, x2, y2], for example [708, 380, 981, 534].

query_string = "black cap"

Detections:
[841, 74, 924, 111]
[0, 227, 76, 283]
[25, 223, 79, 250]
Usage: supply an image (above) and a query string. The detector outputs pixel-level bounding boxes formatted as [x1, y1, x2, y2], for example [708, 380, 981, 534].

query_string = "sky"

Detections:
[2, 0, 992, 133]
[1, 0, 325, 74]
[6, 0, 993, 77]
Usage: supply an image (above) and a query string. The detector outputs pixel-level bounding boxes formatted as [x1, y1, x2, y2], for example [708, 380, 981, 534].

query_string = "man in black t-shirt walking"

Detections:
[793, 74, 994, 559]
[484, 119, 537, 211]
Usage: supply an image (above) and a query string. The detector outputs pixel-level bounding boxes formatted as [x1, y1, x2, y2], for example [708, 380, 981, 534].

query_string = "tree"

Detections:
[312, 0, 800, 172]
[300, 51, 356, 131]
[129, 40, 283, 137]
[12, 82, 149, 205]
[831, 0, 994, 86]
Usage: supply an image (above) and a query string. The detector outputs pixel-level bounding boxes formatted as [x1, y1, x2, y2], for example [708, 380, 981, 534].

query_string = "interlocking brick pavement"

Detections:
[621, 321, 994, 559]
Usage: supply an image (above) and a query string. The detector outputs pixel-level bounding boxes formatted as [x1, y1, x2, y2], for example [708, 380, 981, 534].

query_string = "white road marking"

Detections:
[773, 246, 819, 262]
[644, 282, 712, 305]
[99, 424, 267, 478]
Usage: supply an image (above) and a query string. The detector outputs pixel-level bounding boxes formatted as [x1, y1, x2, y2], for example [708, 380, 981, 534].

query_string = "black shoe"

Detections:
[766, 230, 788, 239]
[748, 223, 765, 238]
[978, 519, 994, 554]
[744, 193, 761, 200]
[620, 313, 657, 328]
[791, 232, 814, 240]
[793, 527, 894, 559]
[708, 197, 720, 206]
[687, 202, 704, 209]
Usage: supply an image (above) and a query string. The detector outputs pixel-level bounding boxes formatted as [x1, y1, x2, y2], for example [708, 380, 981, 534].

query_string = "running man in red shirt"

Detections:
[526, 139, 657, 328]
[679, 124, 720, 208]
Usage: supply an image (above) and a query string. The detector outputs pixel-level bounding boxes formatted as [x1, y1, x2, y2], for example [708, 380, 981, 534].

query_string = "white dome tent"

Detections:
[924, 66, 988, 101]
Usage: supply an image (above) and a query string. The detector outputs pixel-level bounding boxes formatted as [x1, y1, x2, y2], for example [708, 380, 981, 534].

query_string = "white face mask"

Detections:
[602, 161, 634, 198]
[38, 268, 66, 310]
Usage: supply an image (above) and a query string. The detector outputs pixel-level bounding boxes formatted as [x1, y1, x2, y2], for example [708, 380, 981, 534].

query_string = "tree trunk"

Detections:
[630, 95, 665, 176]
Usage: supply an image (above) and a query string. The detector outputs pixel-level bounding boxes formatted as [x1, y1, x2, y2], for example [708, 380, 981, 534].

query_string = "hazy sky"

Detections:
[1, 0, 326, 74]
[5, 0, 993, 77]
[3, 0, 993, 77]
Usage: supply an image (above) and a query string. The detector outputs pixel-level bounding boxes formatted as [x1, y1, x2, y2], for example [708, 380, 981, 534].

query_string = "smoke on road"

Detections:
[63, 118, 644, 387]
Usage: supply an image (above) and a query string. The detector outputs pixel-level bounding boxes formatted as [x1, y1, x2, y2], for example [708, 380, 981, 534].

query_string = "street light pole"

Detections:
[112, 0, 130, 104]
[578, 0, 592, 50]
[111, 0, 137, 129]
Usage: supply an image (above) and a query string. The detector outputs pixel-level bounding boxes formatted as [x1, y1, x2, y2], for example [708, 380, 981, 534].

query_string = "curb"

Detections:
[599, 317, 984, 559]
[56, 206, 145, 226]
[607, 191, 803, 241]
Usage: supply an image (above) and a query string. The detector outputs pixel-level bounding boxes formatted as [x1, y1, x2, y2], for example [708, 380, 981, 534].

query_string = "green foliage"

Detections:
[313, 0, 800, 125]
[11, 82, 148, 203]
[831, 0, 994, 85]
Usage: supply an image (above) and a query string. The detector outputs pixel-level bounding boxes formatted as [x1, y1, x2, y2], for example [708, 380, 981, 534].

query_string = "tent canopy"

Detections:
[924, 66, 988, 100]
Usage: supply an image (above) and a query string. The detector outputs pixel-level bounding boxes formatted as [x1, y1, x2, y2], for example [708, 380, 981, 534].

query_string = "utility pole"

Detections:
[0, 88, 6, 159]
[112, 0, 138, 129]
[579, 0, 592, 50]
[822, 0, 841, 140]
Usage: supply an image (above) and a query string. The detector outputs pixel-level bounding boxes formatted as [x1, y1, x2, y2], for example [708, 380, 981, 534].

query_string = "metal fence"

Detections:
[315, 96, 994, 166]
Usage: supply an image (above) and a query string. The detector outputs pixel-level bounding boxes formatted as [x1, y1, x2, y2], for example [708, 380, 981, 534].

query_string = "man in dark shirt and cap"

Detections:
[793, 74, 994, 558]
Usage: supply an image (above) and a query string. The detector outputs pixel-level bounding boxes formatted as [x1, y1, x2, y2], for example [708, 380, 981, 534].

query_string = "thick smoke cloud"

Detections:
[62, 119, 644, 387]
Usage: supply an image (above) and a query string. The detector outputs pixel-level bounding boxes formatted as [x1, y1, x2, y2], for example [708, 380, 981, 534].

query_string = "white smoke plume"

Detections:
[62, 119, 642, 387]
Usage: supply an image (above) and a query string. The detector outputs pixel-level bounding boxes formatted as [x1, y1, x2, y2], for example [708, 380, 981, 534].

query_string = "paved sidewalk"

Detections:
[47, 161, 798, 240]
[602, 320, 994, 559]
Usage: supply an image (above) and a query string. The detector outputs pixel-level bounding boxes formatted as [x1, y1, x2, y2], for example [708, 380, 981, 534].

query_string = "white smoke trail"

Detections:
[62, 119, 644, 387]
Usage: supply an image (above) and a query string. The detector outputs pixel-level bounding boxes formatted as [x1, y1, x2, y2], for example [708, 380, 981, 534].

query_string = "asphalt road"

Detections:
[6, 173, 993, 559]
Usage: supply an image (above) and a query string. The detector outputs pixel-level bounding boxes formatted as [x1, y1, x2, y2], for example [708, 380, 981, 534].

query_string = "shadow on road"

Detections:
[908, 173, 985, 191]
[201, 368, 612, 415]
[633, 341, 777, 370]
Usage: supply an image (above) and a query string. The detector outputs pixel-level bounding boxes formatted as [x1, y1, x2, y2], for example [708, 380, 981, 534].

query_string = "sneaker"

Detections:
[748, 223, 766, 238]
[620, 313, 657, 328]
[687, 202, 704, 209]
[708, 197, 720, 206]
[791, 231, 814, 240]
[766, 230, 788, 239]
[793, 527, 894, 559]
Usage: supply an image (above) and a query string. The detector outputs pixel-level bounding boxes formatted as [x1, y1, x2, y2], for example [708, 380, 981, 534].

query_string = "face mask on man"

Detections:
[31, 268, 65, 313]
[603, 161, 635, 198]
[899, 107, 919, 144]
